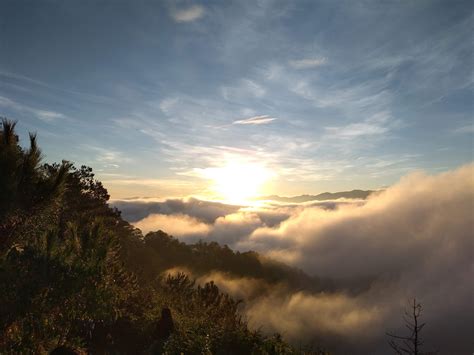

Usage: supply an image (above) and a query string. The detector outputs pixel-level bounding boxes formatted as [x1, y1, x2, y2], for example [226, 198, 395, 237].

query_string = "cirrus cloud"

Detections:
[233, 115, 277, 125]
[289, 57, 328, 69]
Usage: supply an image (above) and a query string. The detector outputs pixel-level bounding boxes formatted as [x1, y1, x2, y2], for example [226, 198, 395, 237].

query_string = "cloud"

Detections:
[84, 145, 130, 165]
[323, 111, 396, 139]
[245, 289, 387, 353]
[207, 212, 265, 245]
[134, 213, 210, 236]
[246, 164, 474, 353]
[34, 110, 66, 122]
[453, 123, 474, 134]
[104, 179, 204, 201]
[289, 57, 327, 69]
[112, 197, 240, 224]
[123, 164, 474, 353]
[0, 95, 67, 122]
[171, 5, 205, 22]
[221, 79, 266, 101]
[233, 115, 277, 125]
[247, 164, 474, 276]
[106, 179, 190, 187]
[156, 137, 380, 186]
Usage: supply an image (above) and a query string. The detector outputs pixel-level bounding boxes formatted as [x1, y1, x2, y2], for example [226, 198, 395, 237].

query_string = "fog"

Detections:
[115, 164, 474, 354]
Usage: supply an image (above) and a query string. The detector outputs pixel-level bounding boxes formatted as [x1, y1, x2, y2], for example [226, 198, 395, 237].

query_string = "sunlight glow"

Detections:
[200, 161, 273, 203]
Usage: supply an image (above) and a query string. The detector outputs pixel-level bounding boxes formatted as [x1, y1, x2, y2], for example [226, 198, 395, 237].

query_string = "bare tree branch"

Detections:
[386, 298, 437, 355]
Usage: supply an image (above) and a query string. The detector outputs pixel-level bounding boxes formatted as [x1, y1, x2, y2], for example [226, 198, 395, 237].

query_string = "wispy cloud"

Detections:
[0, 95, 67, 122]
[80, 145, 132, 170]
[102, 177, 203, 200]
[221, 79, 266, 101]
[290, 76, 392, 113]
[171, 5, 205, 22]
[453, 123, 474, 134]
[0, 71, 114, 105]
[34, 110, 66, 122]
[103, 178, 191, 187]
[289, 57, 327, 69]
[324, 111, 395, 139]
[233, 115, 277, 125]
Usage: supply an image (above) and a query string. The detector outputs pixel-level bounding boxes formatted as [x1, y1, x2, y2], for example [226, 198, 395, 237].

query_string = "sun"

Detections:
[201, 161, 272, 203]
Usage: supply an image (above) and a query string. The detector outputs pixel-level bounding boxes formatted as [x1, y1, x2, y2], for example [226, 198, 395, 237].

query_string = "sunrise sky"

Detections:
[1, 0, 472, 200]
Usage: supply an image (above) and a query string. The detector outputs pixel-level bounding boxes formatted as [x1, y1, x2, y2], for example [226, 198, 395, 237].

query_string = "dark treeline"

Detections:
[0, 119, 328, 354]
[134, 230, 323, 291]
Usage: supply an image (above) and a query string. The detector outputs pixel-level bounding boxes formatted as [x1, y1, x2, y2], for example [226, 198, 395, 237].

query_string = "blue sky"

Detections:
[1, 0, 473, 198]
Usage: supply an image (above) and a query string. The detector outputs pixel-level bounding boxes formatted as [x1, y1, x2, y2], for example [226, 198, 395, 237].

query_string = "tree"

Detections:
[386, 298, 437, 355]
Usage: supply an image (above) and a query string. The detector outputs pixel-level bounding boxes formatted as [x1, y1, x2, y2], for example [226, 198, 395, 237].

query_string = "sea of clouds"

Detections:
[112, 164, 474, 354]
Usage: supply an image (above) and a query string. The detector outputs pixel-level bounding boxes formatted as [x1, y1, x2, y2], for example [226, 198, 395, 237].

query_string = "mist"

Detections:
[118, 164, 474, 353]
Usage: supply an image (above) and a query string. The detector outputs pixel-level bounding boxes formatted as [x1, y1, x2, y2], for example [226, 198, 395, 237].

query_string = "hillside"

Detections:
[0, 119, 327, 354]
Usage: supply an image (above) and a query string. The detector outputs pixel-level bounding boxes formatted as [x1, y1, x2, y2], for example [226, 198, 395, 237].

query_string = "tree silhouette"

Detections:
[386, 298, 437, 355]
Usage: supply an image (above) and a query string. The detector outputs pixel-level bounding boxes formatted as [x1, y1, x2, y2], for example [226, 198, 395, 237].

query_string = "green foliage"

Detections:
[1, 224, 133, 352]
[0, 119, 325, 354]
[158, 273, 297, 355]
[0, 120, 137, 353]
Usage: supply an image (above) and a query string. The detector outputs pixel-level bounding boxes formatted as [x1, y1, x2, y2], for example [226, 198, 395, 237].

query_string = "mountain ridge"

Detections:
[258, 189, 375, 203]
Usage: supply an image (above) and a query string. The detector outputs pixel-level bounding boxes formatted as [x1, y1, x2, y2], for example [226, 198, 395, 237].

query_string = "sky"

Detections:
[1, 0, 473, 200]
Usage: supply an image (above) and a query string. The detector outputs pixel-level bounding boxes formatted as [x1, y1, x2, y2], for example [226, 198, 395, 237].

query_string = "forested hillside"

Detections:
[0, 119, 327, 354]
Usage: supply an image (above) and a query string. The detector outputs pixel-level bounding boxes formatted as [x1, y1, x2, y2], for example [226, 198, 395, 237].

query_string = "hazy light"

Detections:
[200, 161, 273, 203]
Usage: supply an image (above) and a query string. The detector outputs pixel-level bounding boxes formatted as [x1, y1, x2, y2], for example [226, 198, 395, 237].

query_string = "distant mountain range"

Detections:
[258, 189, 375, 203]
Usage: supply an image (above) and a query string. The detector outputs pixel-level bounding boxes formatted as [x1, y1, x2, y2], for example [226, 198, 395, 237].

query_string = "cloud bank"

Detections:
[117, 164, 474, 353]
[113, 197, 240, 225]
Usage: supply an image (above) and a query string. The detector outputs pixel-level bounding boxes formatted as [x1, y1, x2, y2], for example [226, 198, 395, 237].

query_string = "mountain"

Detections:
[258, 189, 375, 203]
